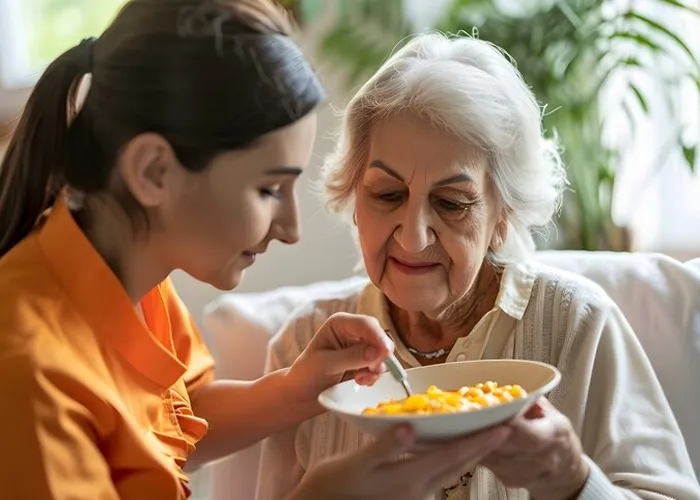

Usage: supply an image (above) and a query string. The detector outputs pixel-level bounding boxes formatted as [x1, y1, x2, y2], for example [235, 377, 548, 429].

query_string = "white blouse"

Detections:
[255, 261, 700, 500]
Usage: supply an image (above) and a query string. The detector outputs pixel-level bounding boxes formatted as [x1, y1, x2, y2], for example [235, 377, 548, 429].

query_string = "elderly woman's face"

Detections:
[355, 112, 504, 315]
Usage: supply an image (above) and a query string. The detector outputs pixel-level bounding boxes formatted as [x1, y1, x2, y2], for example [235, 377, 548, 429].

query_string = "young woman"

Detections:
[0, 1, 511, 499]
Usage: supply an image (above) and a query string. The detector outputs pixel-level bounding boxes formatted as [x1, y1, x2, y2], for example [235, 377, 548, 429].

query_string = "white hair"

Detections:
[321, 32, 568, 264]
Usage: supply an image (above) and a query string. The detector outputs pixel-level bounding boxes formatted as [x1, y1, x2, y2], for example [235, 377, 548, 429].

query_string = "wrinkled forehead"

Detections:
[365, 112, 490, 187]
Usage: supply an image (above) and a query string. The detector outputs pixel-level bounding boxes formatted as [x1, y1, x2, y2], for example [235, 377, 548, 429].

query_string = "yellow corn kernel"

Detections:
[463, 401, 482, 412]
[445, 394, 464, 408]
[471, 395, 488, 408]
[508, 385, 525, 398]
[482, 381, 498, 394]
[496, 391, 514, 403]
[429, 399, 444, 409]
[465, 387, 484, 399]
[402, 394, 430, 411]
[484, 393, 500, 406]
[363, 380, 528, 415]
[381, 404, 403, 414]
[426, 388, 445, 399]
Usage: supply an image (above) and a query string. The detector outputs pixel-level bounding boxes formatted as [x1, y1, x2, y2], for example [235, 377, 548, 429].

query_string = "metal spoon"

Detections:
[383, 351, 413, 398]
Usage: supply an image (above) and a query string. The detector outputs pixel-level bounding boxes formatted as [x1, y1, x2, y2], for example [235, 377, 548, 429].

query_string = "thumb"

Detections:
[354, 425, 415, 470]
[522, 397, 549, 420]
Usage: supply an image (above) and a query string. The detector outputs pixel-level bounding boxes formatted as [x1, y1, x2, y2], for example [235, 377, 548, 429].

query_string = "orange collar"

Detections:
[37, 200, 186, 388]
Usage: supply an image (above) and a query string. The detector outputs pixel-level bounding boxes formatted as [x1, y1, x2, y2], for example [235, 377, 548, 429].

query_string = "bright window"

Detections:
[0, 0, 126, 88]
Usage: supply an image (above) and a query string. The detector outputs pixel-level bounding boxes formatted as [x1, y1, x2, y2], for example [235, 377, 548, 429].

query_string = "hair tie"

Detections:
[79, 37, 96, 73]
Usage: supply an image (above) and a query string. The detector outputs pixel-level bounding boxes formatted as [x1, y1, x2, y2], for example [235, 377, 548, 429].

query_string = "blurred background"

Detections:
[1, 0, 699, 498]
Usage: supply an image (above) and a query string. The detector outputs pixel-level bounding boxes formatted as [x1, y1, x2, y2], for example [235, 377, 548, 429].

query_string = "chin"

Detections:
[189, 265, 245, 292]
[211, 270, 245, 291]
[382, 285, 448, 314]
[373, 271, 445, 313]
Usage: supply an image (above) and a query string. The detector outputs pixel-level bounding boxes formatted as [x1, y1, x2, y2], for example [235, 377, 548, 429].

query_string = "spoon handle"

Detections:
[384, 352, 412, 397]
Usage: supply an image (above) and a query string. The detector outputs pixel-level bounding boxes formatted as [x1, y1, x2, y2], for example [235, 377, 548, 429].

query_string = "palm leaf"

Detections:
[628, 83, 649, 113]
[307, 0, 699, 251]
[624, 11, 700, 73]
[682, 144, 697, 172]
[609, 31, 662, 51]
[655, 0, 700, 16]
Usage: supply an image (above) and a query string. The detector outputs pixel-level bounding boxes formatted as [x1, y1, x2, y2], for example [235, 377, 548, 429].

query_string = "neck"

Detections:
[390, 263, 501, 356]
[76, 197, 171, 304]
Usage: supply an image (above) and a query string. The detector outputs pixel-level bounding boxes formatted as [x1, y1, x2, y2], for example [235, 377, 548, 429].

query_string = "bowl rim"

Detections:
[318, 359, 562, 421]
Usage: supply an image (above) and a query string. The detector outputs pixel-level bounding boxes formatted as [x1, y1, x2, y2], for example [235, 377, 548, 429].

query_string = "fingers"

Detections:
[327, 313, 394, 354]
[390, 425, 512, 487]
[322, 343, 385, 376]
[424, 427, 513, 492]
[522, 400, 546, 419]
[353, 369, 382, 386]
[355, 425, 416, 470]
[320, 314, 394, 373]
[522, 397, 557, 420]
[498, 400, 568, 455]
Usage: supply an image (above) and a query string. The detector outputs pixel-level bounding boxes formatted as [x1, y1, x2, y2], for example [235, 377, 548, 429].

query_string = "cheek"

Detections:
[441, 218, 492, 281]
[172, 186, 271, 256]
[219, 190, 273, 245]
[356, 200, 393, 262]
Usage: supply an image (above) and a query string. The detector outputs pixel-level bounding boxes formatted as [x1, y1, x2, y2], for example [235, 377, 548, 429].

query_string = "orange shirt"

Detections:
[0, 200, 216, 499]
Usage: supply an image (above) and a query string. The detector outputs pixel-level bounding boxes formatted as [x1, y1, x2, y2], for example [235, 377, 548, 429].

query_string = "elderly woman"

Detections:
[256, 33, 699, 500]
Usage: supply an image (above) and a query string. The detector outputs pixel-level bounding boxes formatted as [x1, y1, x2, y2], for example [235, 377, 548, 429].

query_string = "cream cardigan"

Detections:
[255, 261, 700, 500]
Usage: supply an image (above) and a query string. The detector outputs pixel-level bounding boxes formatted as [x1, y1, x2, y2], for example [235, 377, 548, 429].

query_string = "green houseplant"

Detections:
[287, 0, 700, 251]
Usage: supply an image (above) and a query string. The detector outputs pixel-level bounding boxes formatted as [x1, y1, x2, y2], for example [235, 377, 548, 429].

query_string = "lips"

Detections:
[389, 257, 440, 275]
[392, 257, 438, 267]
[242, 245, 268, 261]
[241, 251, 258, 264]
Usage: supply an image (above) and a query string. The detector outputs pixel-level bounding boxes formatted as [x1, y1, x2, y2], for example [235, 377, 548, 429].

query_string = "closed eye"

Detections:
[435, 198, 469, 211]
[259, 187, 282, 199]
[377, 192, 403, 203]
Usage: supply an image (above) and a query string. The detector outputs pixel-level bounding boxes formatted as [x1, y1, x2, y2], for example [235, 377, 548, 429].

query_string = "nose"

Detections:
[270, 196, 301, 245]
[393, 202, 436, 253]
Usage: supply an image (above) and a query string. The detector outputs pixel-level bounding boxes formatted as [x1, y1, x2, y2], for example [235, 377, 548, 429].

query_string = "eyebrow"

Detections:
[264, 166, 303, 177]
[368, 159, 474, 187]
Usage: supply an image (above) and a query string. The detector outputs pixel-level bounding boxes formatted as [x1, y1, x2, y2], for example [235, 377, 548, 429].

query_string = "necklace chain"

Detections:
[406, 345, 448, 359]
[390, 267, 498, 359]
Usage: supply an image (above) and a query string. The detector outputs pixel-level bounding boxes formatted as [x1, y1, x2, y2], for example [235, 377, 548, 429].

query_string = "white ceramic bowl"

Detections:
[318, 359, 561, 442]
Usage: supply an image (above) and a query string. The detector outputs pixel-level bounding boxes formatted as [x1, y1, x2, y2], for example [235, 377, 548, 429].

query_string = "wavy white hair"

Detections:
[321, 32, 568, 264]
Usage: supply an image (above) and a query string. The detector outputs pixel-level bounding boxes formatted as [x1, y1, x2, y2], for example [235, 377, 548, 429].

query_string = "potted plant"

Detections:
[287, 0, 700, 251]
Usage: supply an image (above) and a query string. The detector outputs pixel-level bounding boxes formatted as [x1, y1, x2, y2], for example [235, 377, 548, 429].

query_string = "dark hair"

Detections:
[0, 0, 324, 257]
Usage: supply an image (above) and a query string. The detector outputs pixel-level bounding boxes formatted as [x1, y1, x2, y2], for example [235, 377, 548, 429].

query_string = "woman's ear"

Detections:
[490, 212, 508, 251]
[116, 133, 183, 208]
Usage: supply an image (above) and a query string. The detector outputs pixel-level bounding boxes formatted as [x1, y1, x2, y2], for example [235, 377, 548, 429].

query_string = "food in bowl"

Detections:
[362, 381, 527, 416]
[319, 360, 561, 441]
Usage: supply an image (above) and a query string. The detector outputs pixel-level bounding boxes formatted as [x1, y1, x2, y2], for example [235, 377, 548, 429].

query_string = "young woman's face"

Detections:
[137, 113, 317, 290]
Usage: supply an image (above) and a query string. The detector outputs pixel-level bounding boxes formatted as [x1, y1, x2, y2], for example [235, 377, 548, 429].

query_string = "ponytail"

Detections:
[0, 39, 93, 258]
[0, 0, 325, 259]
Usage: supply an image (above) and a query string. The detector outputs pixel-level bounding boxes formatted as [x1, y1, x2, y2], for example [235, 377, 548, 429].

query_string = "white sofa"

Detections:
[202, 251, 700, 500]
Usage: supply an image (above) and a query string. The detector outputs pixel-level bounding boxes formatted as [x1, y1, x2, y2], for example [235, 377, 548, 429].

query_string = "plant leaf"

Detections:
[655, 0, 700, 16]
[624, 11, 700, 72]
[618, 56, 642, 68]
[629, 82, 649, 113]
[682, 144, 697, 172]
[585, 56, 643, 107]
[609, 32, 661, 52]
